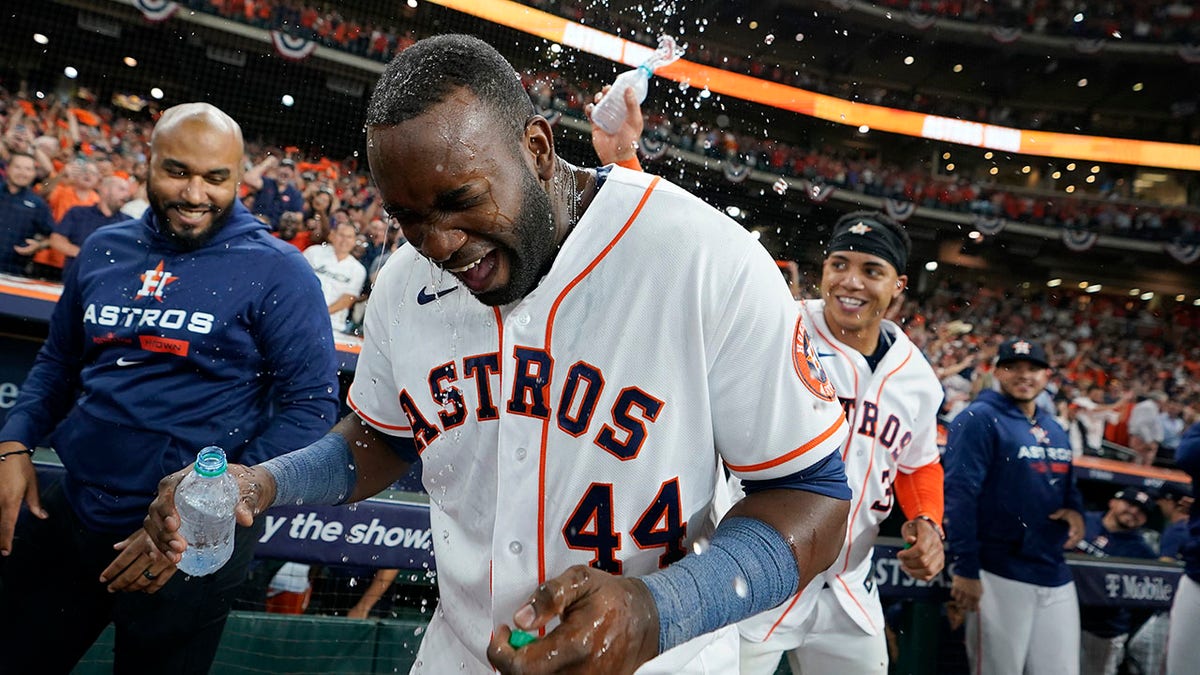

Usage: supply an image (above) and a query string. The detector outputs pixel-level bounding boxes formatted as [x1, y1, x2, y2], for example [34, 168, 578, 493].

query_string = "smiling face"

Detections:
[820, 250, 906, 350]
[995, 360, 1051, 404]
[1107, 498, 1148, 530]
[147, 105, 244, 249]
[367, 89, 559, 306]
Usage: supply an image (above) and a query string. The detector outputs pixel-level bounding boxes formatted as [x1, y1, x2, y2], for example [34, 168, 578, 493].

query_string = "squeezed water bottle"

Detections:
[175, 446, 239, 576]
[590, 35, 685, 135]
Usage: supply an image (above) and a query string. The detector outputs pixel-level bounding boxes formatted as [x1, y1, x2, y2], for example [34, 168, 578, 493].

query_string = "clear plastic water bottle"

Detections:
[176, 446, 239, 577]
[590, 35, 685, 135]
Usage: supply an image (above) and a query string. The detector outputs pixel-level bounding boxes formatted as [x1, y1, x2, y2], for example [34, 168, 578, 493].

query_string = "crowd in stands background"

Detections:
[1, 79, 1197, 431]
[182, 0, 1200, 145]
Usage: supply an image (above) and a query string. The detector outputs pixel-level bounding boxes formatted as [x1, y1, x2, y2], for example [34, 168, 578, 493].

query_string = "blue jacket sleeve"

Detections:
[0, 262, 85, 447]
[1174, 422, 1200, 479]
[239, 251, 340, 465]
[943, 409, 994, 579]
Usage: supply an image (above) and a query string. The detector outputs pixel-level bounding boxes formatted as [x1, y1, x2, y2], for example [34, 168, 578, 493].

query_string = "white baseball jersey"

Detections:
[739, 298, 942, 646]
[303, 243, 367, 332]
[347, 167, 848, 674]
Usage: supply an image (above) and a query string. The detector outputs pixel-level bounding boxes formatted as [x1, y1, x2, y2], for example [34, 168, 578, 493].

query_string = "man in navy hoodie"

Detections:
[1166, 421, 1200, 675]
[0, 103, 339, 673]
[945, 337, 1085, 675]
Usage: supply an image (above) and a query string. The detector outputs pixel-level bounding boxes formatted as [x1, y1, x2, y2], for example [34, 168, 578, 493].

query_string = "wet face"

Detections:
[820, 250, 906, 337]
[147, 114, 243, 249]
[1107, 498, 1147, 530]
[995, 360, 1051, 403]
[367, 89, 558, 307]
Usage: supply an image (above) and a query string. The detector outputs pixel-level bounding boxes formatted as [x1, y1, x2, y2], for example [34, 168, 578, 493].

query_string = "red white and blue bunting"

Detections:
[989, 26, 1022, 44]
[723, 161, 752, 184]
[271, 30, 318, 62]
[134, 0, 178, 23]
[639, 136, 667, 161]
[971, 215, 1006, 236]
[1062, 228, 1099, 252]
[907, 13, 937, 30]
[1164, 241, 1200, 265]
[884, 198, 916, 222]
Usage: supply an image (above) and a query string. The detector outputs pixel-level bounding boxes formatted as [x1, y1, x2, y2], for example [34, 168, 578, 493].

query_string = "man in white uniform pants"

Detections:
[141, 34, 854, 675]
[738, 211, 946, 674]
[304, 220, 366, 333]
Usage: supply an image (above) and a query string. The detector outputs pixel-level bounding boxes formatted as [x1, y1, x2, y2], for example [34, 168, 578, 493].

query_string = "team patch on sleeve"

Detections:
[792, 316, 836, 402]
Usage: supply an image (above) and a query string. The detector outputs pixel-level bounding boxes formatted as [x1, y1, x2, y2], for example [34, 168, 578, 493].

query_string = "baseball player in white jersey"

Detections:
[738, 211, 947, 675]
[142, 35, 853, 675]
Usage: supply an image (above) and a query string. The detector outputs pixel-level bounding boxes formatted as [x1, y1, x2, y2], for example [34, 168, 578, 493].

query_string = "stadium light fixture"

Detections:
[1132, 83, 1144, 92]
[1047, 279, 1062, 288]
[1066, 163, 1076, 171]
[1065, 185, 1076, 193]
[123, 57, 138, 67]
[1176, 294, 1186, 302]
[968, 231, 981, 240]
[33, 33, 49, 45]
[1086, 284, 1102, 293]
[989, 167, 999, 175]
[1086, 176, 1096, 183]
[1129, 288, 1140, 296]
[903, 56, 914, 65]
[150, 87, 164, 100]
[1052, 171, 1062, 179]
[725, 206, 741, 218]
[858, 125, 869, 134]
[1077, 79, 1088, 87]
[281, 94, 295, 107]
[1140, 292, 1154, 301]
[1078, 281, 1089, 289]
[1194, 299, 1200, 307]
[1073, 12, 1085, 22]
[1091, 166, 1101, 173]
[953, 64, 963, 73]
[1022, 166, 1031, 174]
[946, 163, 955, 171]
[407, 0, 418, 7]
[925, 261, 938, 272]
[64, 66, 78, 79]
[984, 152, 993, 159]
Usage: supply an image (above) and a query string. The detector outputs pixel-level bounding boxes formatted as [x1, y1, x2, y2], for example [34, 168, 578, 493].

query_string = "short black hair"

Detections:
[365, 34, 534, 142]
[832, 210, 912, 259]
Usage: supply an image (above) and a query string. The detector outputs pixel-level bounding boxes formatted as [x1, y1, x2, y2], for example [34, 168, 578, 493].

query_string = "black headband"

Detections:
[825, 215, 908, 273]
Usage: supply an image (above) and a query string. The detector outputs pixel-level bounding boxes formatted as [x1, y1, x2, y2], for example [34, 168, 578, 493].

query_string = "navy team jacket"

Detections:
[1176, 422, 1200, 583]
[944, 389, 1084, 587]
[0, 201, 339, 534]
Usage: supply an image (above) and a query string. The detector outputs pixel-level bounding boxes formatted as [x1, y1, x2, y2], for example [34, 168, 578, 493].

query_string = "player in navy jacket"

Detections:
[1166, 421, 1200, 674]
[944, 338, 1085, 675]
[0, 103, 339, 674]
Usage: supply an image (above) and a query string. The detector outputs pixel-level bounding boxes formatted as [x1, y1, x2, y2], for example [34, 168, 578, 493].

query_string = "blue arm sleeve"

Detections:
[741, 451, 851, 501]
[240, 252, 340, 465]
[943, 412, 993, 579]
[0, 261, 85, 447]
[640, 517, 799, 654]
[262, 432, 357, 507]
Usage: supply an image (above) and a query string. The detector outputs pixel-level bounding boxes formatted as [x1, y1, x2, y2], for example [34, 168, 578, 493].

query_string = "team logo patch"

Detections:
[135, 260, 178, 301]
[848, 222, 872, 235]
[1012, 340, 1032, 355]
[792, 317, 836, 402]
[1030, 425, 1049, 445]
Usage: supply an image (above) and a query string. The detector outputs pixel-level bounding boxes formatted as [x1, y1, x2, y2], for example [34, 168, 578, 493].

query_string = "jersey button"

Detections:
[508, 540, 523, 555]
[515, 447, 527, 461]
[515, 313, 530, 326]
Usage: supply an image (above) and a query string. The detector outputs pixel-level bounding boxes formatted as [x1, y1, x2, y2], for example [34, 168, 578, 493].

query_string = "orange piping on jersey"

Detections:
[835, 574, 878, 631]
[534, 176, 662, 588]
[724, 415, 845, 472]
[840, 347, 913, 574]
[347, 391, 412, 432]
[803, 303, 859, 462]
[762, 589, 805, 640]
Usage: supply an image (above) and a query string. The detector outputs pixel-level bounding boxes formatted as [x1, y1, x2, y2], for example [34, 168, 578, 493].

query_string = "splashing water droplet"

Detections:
[773, 178, 789, 195]
[733, 576, 749, 598]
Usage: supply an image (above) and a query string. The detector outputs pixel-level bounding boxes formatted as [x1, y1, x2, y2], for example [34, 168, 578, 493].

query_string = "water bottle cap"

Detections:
[194, 447, 228, 478]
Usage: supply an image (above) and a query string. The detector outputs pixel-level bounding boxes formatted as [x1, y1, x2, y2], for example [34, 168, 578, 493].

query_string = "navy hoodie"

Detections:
[944, 389, 1083, 587]
[0, 201, 339, 533]
[1175, 422, 1200, 583]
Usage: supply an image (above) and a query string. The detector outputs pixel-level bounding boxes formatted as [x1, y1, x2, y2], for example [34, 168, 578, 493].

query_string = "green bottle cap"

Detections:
[508, 629, 537, 649]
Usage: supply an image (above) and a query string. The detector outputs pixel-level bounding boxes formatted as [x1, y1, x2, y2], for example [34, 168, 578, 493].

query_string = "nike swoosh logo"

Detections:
[417, 286, 458, 305]
[116, 357, 144, 367]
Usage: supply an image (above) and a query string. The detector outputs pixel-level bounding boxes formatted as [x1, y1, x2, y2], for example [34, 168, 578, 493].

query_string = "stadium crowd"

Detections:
[2, 83, 1197, 464]
[181, 0, 1200, 144]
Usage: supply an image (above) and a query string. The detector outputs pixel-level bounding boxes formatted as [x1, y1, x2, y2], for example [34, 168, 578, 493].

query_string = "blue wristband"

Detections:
[639, 517, 799, 654]
[260, 432, 357, 507]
